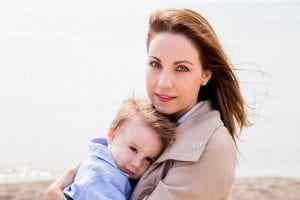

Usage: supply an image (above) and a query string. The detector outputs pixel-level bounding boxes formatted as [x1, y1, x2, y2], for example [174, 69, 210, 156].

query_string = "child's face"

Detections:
[108, 116, 162, 179]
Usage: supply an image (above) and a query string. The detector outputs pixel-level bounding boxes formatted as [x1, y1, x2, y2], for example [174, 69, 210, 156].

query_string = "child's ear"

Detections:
[107, 128, 115, 144]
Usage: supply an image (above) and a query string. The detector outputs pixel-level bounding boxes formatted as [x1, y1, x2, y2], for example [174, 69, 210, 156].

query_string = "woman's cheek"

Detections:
[146, 71, 155, 93]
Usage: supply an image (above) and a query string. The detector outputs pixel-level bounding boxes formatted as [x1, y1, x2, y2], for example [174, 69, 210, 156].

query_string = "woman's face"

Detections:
[146, 32, 211, 118]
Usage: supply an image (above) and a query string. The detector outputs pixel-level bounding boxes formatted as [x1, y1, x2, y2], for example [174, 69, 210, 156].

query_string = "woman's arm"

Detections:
[45, 163, 81, 200]
[146, 127, 237, 200]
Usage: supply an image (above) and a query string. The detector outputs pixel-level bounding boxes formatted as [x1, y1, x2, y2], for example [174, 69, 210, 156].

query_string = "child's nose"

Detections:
[131, 157, 143, 170]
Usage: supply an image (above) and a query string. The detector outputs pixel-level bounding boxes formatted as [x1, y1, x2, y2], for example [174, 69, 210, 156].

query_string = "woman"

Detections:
[46, 8, 248, 200]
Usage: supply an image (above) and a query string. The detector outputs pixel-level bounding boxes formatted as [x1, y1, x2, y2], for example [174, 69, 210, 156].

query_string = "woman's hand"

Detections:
[45, 163, 81, 200]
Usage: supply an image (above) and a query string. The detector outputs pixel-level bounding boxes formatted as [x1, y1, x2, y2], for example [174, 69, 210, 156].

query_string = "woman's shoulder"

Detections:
[172, 125, 236, 181]
[208, 125, 236, 157]
[191, 115, 236, 163]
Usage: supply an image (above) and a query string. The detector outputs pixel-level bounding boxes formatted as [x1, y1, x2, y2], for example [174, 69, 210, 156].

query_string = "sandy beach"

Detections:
[0, 177, 299, 200]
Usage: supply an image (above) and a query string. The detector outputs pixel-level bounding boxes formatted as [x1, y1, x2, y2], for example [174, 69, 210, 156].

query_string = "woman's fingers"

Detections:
[58, 162, 81, 189]
[45, 162, 81, 200]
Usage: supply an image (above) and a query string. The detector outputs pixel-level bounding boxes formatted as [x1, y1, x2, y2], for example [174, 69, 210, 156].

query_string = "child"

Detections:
[63, 98, 175, 200]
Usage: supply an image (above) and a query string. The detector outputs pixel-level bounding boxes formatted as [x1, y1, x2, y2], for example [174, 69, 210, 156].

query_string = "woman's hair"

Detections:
[146, 8, 249, 142]
[110, 98, 176, 151]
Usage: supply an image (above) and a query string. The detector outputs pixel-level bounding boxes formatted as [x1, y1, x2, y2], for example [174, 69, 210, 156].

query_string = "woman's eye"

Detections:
[150, 61, 161, 68]
[177, 65, 189, 72]
[130, 146, 138, 153]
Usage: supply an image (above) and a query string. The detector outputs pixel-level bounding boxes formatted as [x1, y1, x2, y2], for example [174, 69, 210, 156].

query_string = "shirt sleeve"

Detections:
[146, 126, 237, 200]
[85, 179, 128, 200]
[65, 172, 129, 200]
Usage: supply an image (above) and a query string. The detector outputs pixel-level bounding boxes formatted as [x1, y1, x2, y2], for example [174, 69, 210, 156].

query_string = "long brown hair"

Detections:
[146, 8, 249, 143]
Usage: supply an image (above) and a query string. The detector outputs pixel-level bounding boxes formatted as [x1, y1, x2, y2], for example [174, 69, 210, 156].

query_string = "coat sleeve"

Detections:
[146, 126, 237, 200]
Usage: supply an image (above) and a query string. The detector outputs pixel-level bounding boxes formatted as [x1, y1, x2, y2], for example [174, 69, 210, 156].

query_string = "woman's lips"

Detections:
[155, 93, 176, 102]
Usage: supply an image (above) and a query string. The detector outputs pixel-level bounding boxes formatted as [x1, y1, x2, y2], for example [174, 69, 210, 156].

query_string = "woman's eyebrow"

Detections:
[149, 56, 193, 66]
[174, 60, 194, 65]
[149, 56, 161, 62]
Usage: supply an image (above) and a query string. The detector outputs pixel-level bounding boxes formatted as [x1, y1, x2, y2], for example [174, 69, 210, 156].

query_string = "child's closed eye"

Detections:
[129, 146, 138, 154]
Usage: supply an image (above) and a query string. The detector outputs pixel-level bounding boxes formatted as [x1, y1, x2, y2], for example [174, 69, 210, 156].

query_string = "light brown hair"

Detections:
[146, 8, 249, 143]
[109, 98, 176, 151]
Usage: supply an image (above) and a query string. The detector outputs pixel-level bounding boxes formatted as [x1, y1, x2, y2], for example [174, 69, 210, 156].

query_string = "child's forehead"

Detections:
[118, 115, 149, 131]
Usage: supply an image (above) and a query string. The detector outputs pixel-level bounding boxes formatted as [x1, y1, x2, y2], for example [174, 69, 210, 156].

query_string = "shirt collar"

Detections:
[89, 138, 130, 178]
[176, 101, 204, 125]
[89, 138, 121, 172]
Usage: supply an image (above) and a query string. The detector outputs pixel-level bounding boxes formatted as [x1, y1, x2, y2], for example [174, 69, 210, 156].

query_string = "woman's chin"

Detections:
[153, 104, 176, 116]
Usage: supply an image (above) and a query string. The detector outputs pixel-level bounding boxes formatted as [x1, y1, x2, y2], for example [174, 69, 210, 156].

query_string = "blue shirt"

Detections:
[176, 101, 204, 125]
[64, 138, 132, 200]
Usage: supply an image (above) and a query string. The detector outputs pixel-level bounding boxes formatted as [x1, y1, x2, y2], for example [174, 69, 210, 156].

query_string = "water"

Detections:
[0, 1, 299, 183]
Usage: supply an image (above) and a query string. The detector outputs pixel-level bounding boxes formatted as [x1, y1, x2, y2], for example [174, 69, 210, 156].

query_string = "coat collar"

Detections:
[155, 101, 224, 163]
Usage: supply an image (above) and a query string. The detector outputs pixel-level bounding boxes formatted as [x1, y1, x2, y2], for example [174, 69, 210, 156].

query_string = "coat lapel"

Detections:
[155, 101, 224, 163]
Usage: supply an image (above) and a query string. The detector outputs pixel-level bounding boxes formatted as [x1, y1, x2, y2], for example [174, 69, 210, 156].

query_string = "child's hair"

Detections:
[110, 98, 176, 151]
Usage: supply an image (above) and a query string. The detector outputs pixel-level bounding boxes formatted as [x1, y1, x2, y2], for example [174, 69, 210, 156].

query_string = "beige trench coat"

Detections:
[130, 101, 237, 200]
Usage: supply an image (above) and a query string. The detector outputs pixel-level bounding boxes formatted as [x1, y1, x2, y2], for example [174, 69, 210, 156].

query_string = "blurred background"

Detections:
[0, 0, 299, 183]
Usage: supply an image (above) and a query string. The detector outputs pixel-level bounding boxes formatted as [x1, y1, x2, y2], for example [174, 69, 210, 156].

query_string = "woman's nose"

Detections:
[157, 70, 173, 89]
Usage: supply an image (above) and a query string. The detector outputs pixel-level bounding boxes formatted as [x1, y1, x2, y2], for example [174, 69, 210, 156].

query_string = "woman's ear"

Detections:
[107, 128, 115, 144]
[202, 69, 212, 84]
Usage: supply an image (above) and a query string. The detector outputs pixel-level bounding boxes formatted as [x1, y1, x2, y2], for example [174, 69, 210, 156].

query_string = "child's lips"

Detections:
[123, 167, 134, 176]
